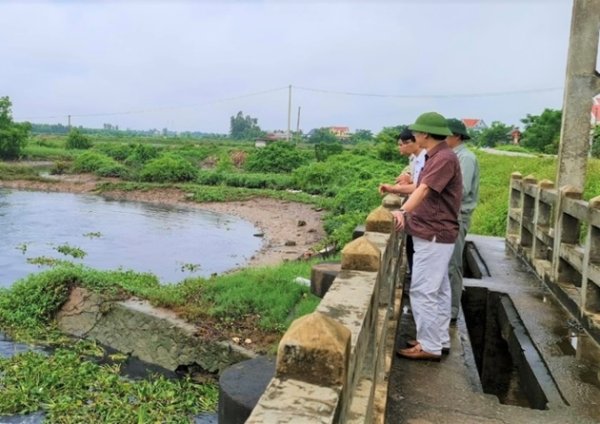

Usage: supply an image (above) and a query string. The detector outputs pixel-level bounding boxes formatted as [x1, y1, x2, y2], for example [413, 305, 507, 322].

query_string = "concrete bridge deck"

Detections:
[385, 235, 600, 424]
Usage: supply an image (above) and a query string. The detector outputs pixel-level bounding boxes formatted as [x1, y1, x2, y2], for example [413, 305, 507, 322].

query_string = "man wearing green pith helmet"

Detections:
[392, 112, 462, 361]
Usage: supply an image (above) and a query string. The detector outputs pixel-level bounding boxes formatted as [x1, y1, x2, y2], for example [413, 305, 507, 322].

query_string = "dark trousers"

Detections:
[406, 235, 414, 273]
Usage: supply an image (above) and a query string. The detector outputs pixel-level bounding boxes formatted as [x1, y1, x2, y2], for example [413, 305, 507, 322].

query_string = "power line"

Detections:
[16, 86, 289, 121]
[293, 85, 563, 99]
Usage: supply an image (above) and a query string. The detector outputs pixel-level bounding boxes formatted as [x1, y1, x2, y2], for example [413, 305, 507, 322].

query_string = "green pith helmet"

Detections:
[447, 118, 471, 140]
[408, 112, 452, 137]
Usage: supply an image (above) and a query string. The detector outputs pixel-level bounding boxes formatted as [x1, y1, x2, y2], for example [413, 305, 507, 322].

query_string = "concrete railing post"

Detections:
[532, 180, 555, 263]
[552, 186, 583, 288]
[506, 172, 523, 247]
[519, 175, 538, 251]
[582, 196, 600, 317]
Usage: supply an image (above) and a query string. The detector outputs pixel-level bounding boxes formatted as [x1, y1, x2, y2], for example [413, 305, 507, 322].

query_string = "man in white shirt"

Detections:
[379, 128, 427, 196]
[379, 128, 427, 274]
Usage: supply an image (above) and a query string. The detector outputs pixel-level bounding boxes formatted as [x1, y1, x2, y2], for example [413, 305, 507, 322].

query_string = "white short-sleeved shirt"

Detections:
[412, 149, 427, 185]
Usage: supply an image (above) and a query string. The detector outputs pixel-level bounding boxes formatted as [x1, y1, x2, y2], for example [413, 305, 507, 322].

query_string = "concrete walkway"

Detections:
[385, 235, 600, 424]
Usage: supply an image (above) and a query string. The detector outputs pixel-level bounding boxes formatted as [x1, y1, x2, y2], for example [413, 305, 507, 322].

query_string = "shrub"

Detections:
[315, 142, 343, 162]
[245, 142, 308, 173]
[96, 163, 129, 178]
[124, 143, 160, 167]
[66, 128, 93, 149]
[50, 161, 69, 175]
[139, 154, 198, 183]
[94, 143, 133, 161]
[71, 151, 118, 173]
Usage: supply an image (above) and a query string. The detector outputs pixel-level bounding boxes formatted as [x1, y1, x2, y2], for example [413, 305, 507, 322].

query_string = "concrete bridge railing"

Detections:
[246, 195, 405, 423]
[506, 172, 600, 343]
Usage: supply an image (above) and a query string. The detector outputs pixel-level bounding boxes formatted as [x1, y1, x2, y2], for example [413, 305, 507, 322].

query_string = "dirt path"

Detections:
[0, 175, 327, 268]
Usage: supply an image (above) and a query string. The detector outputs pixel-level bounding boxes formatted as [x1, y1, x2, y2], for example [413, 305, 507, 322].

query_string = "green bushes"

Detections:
[196, 170, 293, 190]
[292, 152, 401, 195]
[66, 128, 93, 149]
[94, 143, 134, 161]
[124, 143, 160, 167]
[139, 154, 198, 183]
[315, 141, 343, 162]
[71, 151, 120, 173]
[245, 142, 309, 173]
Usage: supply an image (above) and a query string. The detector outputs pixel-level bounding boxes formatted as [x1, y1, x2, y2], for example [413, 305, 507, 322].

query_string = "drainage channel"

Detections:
[461, 241, 566, 410]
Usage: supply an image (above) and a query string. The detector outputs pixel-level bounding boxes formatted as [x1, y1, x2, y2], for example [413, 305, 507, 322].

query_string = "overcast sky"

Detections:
[0, 0, 581, 134]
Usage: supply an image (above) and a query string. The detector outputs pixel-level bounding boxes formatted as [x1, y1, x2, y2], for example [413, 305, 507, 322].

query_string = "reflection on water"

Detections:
[0, 332, 45, 359]
[0, 189, 262, 286]
[0, 412, 45, 424]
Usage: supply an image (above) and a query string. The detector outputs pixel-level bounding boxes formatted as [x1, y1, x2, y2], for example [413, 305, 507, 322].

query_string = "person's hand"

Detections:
[395, 173, 411, 184]
[379, 184, 392, 195]
[392, 210, 405, 231]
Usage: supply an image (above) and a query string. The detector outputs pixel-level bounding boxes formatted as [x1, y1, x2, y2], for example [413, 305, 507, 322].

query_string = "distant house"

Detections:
[328, 126, 350, 140]
[592, 95, 600, 125]
[462, 119, 488, 131]
[510, 127, 522, 145]
[254, 131, 288, 148]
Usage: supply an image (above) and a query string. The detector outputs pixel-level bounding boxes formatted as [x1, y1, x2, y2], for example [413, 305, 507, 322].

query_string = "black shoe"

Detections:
[450, 318, 458, 327]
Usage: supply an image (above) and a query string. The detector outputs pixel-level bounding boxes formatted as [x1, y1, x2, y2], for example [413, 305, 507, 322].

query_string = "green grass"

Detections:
[491, 144, 535, 154]
[0, 163, 43, 180]
[0, 261, 320, 341]
[95, 180, 332, 208]
[471, 150, 600, 236]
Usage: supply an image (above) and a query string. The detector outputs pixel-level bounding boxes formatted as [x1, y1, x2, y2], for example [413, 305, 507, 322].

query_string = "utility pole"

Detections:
[68, 115, 71, 129]
[287, 85, 292, 142]
[296, 106, 301, 145]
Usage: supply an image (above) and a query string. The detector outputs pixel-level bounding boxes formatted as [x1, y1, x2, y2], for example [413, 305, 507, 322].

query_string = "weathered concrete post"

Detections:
[556, 0, 600, 190]
[532, 180, 555, 266]
[520, 175, 538, 250]
[506, 172, 523, 245]
[582, 196, 600, 316]
[552, 186, 583, 287]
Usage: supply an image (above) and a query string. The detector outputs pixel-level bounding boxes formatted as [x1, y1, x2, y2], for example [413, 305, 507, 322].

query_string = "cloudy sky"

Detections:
[0, 0, 580, 134]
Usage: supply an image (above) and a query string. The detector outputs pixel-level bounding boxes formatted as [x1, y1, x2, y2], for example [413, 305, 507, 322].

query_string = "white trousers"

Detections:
[411, 236, 454, 355]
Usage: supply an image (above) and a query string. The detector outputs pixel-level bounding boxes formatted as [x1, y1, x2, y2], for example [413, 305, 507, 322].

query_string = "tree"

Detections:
[308, 128, 338, 144]
[520, 109, 562, 153]
[591, 125, 600, 158]
[350, 129, 373, 144]
[229, 111, 264, 140]
[0, 96, 30, 160]
[475, 121, 512, 147]
[374, 125, 404, 161]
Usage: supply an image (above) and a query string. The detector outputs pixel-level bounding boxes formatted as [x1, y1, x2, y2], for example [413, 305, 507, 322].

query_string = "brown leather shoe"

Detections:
[396, 345, 441, 362]
[406, 339, 450, 355]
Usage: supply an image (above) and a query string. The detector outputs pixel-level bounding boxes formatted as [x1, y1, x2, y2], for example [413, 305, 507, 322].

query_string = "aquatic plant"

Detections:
[55, 244, 87, 259]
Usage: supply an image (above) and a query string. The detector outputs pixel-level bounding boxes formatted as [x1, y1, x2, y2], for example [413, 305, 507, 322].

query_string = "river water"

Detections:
[0, 189, 263, 287]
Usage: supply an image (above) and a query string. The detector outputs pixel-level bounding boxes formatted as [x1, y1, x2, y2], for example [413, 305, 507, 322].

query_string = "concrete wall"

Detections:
[246, 198, 405, 424]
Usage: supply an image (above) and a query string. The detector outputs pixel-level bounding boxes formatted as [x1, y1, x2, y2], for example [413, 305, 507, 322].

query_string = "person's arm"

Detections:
[391, 183, 430, 231]
[459, 155, 476, 199]
[379, 183, 416, 195]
